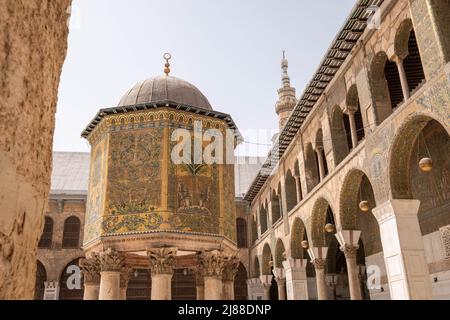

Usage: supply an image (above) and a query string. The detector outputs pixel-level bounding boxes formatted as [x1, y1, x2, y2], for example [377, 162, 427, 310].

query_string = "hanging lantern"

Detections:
[301, 240, 309, 249]
[325, 223, 335, 233]
[359, 200, 370, 212]
[419, 157, 433, 172]
[134, 269, 139, 278]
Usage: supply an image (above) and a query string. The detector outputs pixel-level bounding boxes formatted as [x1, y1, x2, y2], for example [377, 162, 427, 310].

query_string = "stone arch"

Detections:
[369, 51, 398, 124]
[290, 217, 308, 259]
[338, 169, 383, 257]
[394, 19, 426, 95]
[285, 169, 297, 213]
[59, 258, 84, 300]
[274, 239, 286, 268]
[389, 113, 450, 199]
[346, 84, 365, 143]
[311, 198, 336, 247]
[251, 215, 258, 244]
[294, 159, 303, 201]
[271, 187, 282, 224]
[38, 216, 54, 249]
[236, 218, 247, 248]
[339, 168, 376, 229]
[259, 203, 268, 234]
[390, 115, 450, 241]
[304, 143, 320, 192]
[252, 256, 261, 278]
[62, 216, 81, 249]
[330, 105, 351, 164]
[34, 260, 47, 300]
[394, 19, 414, 60]
[234, 263, 249, 300]
[261, 243, 273, 275]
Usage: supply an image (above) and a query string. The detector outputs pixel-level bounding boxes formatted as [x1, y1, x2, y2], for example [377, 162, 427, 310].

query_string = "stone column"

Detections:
[308, 247, 328, 300]
[316, 148, 325, 181]
[198, 250, 226, 300]
[348, 111, 358, 149]
[148, 247, 177, 300]
[395, 58, 410, 102]
[282, 258, 309, 300]
[259, 275, 273, 301]
[98, 249, 125, 300]
[373, 200, 432, 300]
[119, 267, 133, 301]
[273, 268, 286, 300]
[80, 254, 100, 300]
[222, 255, 240, 300]
[335, 230, 363, 300]
[294, 175, 302, 203]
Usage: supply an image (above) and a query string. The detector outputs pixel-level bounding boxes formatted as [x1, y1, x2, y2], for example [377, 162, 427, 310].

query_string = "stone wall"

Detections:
[0, 0, 71, 299]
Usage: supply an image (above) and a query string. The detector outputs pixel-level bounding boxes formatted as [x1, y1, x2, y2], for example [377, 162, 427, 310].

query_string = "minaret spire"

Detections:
[275, 51, 297, 129]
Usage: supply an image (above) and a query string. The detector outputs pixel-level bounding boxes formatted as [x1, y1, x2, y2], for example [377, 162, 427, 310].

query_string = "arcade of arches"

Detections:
[247, 0, 450, 301]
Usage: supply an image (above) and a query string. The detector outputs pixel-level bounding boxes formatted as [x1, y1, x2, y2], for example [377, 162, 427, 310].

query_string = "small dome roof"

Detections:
[118, 75, 212, 110]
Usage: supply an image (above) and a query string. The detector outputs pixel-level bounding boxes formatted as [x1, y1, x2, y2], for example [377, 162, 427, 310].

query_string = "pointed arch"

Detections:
[261, 243, 273, 275]
[285, 169, 298, 213]
[274, 239, 286, 268]
[330, 105, 351, 164]
[311, 198, 336, 247]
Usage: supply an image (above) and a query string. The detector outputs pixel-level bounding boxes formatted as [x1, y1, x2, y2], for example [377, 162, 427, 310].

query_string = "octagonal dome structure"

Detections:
[118, 75, 213, 111]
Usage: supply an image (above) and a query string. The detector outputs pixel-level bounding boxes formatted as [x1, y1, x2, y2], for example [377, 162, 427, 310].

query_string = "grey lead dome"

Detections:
[118, 75, 213, 111]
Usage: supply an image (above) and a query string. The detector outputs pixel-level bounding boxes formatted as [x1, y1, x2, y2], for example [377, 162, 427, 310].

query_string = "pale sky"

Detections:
[54, 0, 356, 155]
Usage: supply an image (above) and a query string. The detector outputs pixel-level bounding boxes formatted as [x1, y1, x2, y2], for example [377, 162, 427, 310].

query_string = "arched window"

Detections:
[330, 106, 351, 164]
[403, 30, 425, 95]
[236, 218, 248, 248]
[384, 59, 403, 110]
[251, 216, 258, 244]
[234, 263, 249, 300]
[305, 143, 320, 192]
[38, 217, 53, 249]
[271, 190, 282, 224]
[285, 170, 298, 213]
[260, 205, 268, 235]
[346, 85, 365, 147]
[62, 216, 81, 248]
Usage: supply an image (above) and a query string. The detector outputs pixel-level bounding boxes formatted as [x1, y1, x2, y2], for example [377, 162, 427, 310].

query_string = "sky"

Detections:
[54, 0, 356, 156]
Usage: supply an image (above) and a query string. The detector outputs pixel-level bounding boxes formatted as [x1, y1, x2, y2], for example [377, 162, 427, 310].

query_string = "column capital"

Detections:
[120, 266, 133, 289]
[222, 255, 240, 282]
[147, 247, 177, 275]
[80, 254, 101, 285]
[197, 250, 226, 279]
[340, 245, 359, 259]
[311, 258, 327, 270]
[99, 248, 125, 273]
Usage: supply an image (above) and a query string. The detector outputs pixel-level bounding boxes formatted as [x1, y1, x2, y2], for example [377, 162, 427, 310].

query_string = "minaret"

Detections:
[275, 51, 297, 129]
